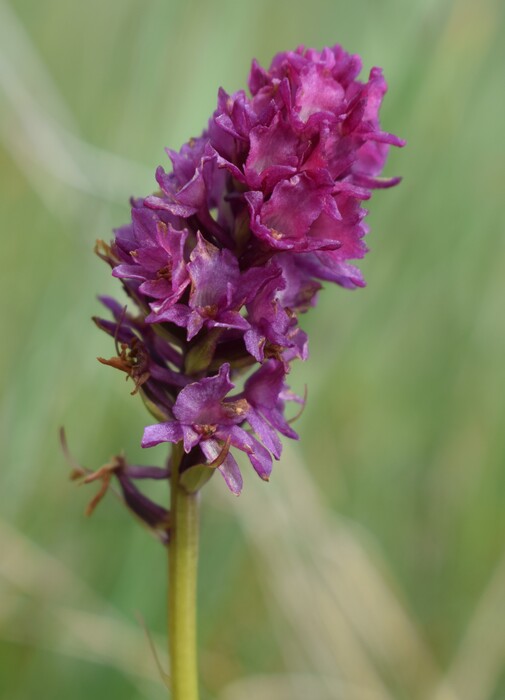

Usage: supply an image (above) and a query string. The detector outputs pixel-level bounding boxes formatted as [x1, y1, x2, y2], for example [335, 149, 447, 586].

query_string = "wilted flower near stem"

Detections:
[85, 45, 404, 541]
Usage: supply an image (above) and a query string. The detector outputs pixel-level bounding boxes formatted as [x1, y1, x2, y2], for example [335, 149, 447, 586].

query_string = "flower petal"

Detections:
[200, 439, 243, 495]
[142, 421, 184, 448]
[173, 364, 236, 425]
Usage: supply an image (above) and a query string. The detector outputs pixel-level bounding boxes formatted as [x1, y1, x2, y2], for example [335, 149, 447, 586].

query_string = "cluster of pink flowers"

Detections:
[93, 45, 403, 539]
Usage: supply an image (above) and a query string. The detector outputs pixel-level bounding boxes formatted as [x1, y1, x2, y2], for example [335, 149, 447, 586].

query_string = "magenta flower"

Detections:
[112, 207, 190, 308]
[84, 43, 403, 537]
[142, 364, 274, 493]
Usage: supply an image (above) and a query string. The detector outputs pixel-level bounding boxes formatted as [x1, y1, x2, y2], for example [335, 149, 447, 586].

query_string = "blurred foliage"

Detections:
[1, 0, 505, 698]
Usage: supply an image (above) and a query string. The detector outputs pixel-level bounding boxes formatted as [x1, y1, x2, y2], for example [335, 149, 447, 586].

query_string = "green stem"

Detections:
[169, 444, 200, 700]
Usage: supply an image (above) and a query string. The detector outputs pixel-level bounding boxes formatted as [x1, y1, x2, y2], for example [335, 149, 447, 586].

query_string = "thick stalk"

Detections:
[169, 444, 199, 700]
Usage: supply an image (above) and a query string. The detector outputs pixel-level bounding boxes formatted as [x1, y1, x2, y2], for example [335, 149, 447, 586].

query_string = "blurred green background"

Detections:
[1, 0, 505, 698]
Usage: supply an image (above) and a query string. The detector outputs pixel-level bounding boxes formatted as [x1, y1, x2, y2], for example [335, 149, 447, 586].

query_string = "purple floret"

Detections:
[142, 364, 272, 493]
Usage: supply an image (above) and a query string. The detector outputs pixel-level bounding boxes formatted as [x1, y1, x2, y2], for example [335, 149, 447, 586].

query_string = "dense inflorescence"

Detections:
[91, 45, 404, 540]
